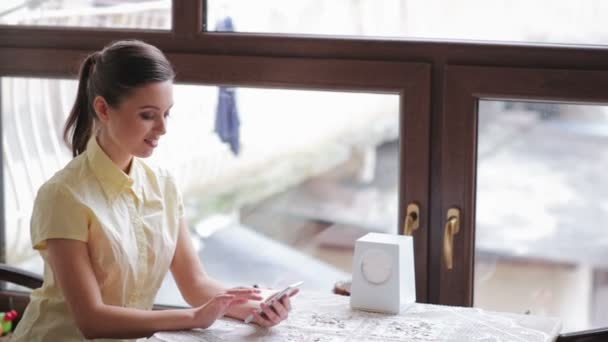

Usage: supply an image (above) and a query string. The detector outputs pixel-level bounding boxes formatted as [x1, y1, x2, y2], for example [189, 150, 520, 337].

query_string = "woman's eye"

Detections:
[164, 111, 171, 118]
[140, 112, 154, 120]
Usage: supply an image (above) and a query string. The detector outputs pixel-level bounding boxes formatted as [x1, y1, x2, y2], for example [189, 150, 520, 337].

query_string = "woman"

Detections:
[12, 40, 295, 341]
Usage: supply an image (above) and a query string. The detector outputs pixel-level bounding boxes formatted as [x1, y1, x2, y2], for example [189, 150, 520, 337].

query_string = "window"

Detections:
[440, 65, 608, 332]
[2, 77, 404, 304]
[0, 0, 171, 29]
[2, 0, 607, 328]
[475, 100, 608, 331]
[207, 0, 608, 45]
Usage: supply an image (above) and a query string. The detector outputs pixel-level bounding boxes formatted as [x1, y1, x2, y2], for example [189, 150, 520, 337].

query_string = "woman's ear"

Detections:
[93, 96, 110, 123]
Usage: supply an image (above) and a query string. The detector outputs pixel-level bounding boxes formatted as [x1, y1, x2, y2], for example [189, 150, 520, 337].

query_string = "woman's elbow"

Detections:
[76, 322, 99, 340]
[73, 308, 104, 339]
[74, 318, 101, 339]
[81, 330, 97, 340]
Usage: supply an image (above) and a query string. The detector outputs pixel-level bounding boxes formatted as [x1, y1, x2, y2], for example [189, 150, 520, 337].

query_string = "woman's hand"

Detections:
[193, 288, 262, 329]
[248, 289, 299, 328]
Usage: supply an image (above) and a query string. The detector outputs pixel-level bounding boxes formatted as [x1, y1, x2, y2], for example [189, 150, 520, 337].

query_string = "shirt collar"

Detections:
[86, 137, 143, 202]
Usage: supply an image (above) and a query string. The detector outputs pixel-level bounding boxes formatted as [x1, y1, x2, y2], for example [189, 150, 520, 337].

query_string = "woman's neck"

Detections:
[96, 132, 133, 173]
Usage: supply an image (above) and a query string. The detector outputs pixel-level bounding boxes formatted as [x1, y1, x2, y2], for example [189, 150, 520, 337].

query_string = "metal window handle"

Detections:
[403, 203, 419, 236]
[443, 208, 461, 270]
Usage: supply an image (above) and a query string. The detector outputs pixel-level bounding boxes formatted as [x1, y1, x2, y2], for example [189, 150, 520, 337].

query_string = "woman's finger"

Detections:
[260, 302, 281, 324]
[225, 289, 263, 301]
[252, 310, 272, 327]
[271, 298, 289, 320]
[243, 293, 264, 301]
[226, 288, 261, 295]
[214, 294, 235, 301]
[230, 297, 249, 306]
[280, 294, 292, 312]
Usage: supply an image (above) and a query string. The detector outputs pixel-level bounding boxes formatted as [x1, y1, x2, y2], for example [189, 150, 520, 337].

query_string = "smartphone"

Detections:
[243, 281, 303, 324]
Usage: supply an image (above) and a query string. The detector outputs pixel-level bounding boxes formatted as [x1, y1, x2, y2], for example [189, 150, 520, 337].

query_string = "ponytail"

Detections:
[63, 53, 97, 157]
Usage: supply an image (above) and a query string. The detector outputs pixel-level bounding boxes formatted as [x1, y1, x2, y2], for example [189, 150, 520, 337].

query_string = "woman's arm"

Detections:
[170, 218, 297, 327]
[169, 218, 228, 307]
[46, 238, 257, 339]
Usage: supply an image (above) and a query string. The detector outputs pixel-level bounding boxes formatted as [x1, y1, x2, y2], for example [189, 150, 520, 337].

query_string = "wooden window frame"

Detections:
[2, 0, 608, 306]
[0, 54, 431, 301]
[440, 65, 608, 305]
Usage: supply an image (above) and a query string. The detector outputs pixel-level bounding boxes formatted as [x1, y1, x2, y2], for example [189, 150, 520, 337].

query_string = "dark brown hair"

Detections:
[63, 40, 175, 157]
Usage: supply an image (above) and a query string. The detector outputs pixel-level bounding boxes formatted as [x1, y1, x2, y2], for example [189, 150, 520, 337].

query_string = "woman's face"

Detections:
[95, 80, 173, 165]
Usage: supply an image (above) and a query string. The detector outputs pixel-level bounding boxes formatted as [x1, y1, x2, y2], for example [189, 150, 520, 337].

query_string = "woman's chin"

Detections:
[134, 149, 155, 158]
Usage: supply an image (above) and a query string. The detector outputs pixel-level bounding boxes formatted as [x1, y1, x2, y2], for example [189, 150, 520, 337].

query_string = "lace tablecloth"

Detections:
[149, 292, 561, 342]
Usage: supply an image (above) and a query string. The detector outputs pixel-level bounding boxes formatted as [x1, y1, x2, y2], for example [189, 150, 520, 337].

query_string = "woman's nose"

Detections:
[156, 117, 167, 135]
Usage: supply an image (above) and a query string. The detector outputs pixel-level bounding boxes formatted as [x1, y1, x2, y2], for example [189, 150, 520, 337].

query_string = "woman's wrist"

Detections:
[184, 307, 198, 329]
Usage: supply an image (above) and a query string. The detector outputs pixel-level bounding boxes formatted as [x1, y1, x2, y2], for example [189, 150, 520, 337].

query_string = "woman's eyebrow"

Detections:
[138, 104, 174, 110]
[138, 105, 160, 110]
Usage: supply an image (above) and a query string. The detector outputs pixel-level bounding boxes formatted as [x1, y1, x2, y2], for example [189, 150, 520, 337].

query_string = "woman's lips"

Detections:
[144, 138, 158, 147]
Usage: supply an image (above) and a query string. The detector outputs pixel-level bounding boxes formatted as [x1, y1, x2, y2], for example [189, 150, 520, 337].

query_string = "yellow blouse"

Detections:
[12, 137, 183, 342]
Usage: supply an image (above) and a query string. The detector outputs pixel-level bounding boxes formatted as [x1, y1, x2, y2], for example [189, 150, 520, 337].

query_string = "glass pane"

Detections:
[475, 100, 608, 332]
[208, 0, 608, 45]
[152, 86, 400, 305]
[0, 0, 171, 29]
[2, 77, 399, 305]
[2, 77, 74, 287]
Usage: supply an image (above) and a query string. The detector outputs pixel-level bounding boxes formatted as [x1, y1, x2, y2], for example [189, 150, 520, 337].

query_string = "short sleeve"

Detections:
[30, 183, 90, 250]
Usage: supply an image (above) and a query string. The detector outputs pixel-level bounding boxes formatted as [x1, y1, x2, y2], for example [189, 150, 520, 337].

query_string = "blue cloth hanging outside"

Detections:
[215, 87, 240, 155]
[214, 16, 240, 155]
